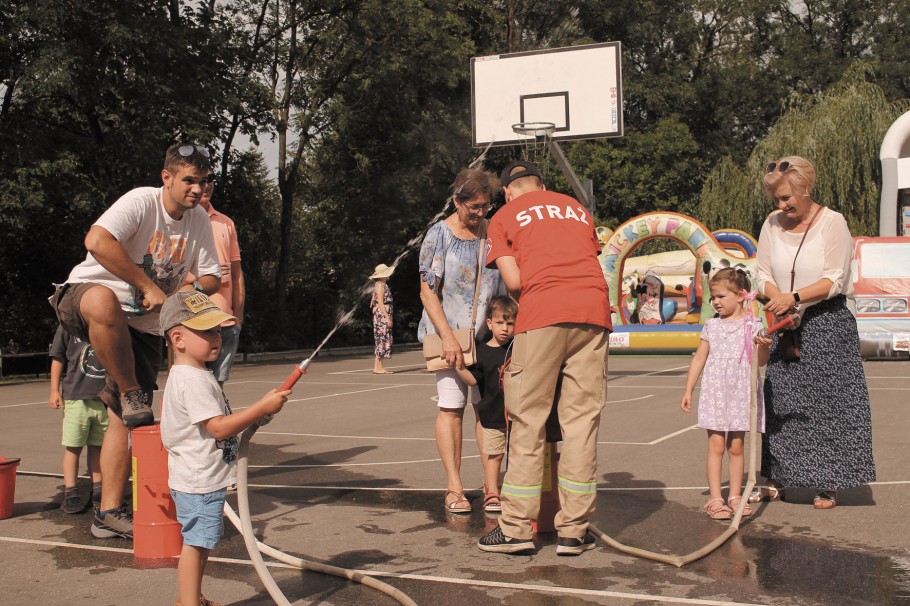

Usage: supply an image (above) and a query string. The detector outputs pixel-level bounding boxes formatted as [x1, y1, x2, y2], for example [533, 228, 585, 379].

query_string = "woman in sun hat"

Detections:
[370, 263, 395, 374]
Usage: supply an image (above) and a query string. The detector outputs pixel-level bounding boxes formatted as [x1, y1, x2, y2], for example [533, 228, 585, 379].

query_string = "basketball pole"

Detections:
[547, 139, 595, 217]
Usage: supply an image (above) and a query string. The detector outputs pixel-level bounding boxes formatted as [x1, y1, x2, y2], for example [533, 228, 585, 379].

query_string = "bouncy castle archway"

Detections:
[599, 212, 761, 352]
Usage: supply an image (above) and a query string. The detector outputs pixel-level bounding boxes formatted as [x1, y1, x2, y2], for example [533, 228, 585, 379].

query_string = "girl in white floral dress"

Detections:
[681, 268, 770, 519]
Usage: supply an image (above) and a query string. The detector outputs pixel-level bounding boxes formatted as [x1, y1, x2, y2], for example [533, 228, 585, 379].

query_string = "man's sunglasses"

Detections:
[766, 161, 790, 173]
[176, 144, 210, 159]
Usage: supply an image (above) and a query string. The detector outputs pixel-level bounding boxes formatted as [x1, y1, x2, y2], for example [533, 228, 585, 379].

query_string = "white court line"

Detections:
[615, 365, 690, 377]
[608, 395, 653, 404]
[15, 469, 909, 490]
[260, 431, 436, 441]
[211, 479, 910, 491]
[648, 424, 699, 445]
[593, 424, 699, 446]
[234, 380, 434, 388]
[360, 571, 768, 606]
[610, 385, 910, 392]
[328, 364, 422, 375]
[0, 400, 47, 409]
[285, 385, 405, 403]
[257, 421, 694, 447]
[248, 455, 479, 468]
[254, 427, 669, 446]
[0, 536, 766, 606]
[607, 385, 682, 389]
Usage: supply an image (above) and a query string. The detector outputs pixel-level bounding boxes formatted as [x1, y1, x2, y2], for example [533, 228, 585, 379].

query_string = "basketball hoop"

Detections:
[512, 121, 555, 173]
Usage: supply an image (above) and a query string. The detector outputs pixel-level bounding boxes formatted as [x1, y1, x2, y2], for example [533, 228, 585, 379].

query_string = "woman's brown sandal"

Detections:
[813, 491, 837, 510]
[727, 495, 753, 517]
[704, 497, 733, 520]
[444, 490, 471, 514]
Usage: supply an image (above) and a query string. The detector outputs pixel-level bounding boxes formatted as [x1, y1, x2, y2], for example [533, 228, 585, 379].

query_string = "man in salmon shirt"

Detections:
[184, 168, 245, 386]
[477, 161, 611, 556]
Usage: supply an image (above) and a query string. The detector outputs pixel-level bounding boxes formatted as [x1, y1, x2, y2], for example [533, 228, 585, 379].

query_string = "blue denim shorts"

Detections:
[171, 488, 227, 550]
[206, 323, 241, 382]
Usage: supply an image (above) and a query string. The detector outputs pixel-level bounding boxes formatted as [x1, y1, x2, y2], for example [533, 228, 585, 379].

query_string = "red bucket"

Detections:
[0, 456, 21, 520]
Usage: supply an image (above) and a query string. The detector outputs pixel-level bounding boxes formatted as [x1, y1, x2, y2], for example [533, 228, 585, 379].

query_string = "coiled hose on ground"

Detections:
[224, 423, 418, 606]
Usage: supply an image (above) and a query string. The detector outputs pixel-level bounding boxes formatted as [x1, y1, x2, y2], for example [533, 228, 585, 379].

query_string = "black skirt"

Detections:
[761, 295, 876, 489]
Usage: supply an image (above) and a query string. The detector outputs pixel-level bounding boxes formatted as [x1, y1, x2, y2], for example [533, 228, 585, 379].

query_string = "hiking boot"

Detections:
[99, 381, 120, 410]
[121, 390, 154, 429]
[91, 506, 133, 539]
[61, 490, 85, 514]
[556, 530, 596, 556]
[477, 526, 534, 554]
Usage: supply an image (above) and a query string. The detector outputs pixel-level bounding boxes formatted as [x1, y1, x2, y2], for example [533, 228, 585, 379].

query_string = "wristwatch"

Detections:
[192, 280, 204, 293]
[792, 291, 801, 303]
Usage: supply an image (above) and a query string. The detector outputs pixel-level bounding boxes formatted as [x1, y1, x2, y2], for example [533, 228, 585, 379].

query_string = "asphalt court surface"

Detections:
[1, 349, 909, 605]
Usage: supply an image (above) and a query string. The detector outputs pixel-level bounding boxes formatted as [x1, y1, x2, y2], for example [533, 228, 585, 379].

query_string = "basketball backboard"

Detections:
[471, 42, 623, 147]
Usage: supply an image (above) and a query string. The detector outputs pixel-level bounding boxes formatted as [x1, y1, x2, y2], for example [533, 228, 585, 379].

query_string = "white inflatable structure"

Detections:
[878, 109, 910, 236]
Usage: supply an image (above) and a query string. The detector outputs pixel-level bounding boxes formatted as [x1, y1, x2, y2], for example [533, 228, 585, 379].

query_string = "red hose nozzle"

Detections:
[765, 313, 800, 335]
[279, 356, 313, 391]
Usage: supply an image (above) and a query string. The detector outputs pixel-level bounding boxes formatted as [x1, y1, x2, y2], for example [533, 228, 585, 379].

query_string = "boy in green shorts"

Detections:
[48, 325, 109, 514]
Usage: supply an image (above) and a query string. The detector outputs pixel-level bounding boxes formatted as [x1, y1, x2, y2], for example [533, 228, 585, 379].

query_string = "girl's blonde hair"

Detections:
[710, 267, 751, 293]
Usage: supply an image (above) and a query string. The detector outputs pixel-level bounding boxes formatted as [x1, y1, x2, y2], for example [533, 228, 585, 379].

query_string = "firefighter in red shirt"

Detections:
[478, 161, 611, 556]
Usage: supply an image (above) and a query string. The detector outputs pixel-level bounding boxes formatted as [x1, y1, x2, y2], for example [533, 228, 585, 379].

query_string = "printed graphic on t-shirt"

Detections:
[128, 232, 190, 314]
[77, 340, 105, 379]
[215, 393, 240, 463]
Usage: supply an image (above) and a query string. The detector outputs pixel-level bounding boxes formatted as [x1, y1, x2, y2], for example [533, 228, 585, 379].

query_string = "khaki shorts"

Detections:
[62, 399, 109, 447]
[482, 427, 507, 455]
[50, 282, 162, 417]
[49, 282, 95, 342]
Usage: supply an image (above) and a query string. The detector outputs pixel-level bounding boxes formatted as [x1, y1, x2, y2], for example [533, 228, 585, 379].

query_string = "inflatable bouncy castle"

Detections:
[598, 212, 765, 353]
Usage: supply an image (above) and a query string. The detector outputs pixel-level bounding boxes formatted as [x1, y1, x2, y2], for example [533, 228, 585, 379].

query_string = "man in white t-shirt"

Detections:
[49, 143, 221, 540]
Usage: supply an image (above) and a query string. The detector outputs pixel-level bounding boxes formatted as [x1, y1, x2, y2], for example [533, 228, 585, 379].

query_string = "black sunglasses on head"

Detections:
[177, 144, 210, 159]
[766, 161, 790, 173]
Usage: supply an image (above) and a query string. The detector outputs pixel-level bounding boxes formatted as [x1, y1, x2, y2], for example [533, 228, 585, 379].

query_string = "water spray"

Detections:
[227, 145, 508, 604]
[228, 304, 420, 605]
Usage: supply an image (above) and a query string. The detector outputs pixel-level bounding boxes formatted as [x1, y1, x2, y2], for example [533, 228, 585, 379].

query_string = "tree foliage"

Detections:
[0, 0, 252, 350]
[1, 0, 909, 351]
[699, 66, 910, 237]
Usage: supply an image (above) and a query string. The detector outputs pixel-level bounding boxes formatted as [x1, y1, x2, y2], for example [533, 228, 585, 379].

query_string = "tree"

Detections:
[698, 66, 910, 237]
[0, 0, 254, 350]
[213, 148, 282, 352]
[268, 0, 486, 347]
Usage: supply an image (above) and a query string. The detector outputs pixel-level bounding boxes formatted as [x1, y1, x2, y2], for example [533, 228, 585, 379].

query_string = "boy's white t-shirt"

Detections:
[160, 364, 239, 493]
[66, 187, 221, 335]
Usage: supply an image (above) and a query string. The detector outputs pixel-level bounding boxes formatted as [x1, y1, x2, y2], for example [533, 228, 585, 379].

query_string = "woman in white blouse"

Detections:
[752, 156, 875, 510]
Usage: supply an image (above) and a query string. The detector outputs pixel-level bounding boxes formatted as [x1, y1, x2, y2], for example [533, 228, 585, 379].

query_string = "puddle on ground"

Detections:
[37, 487, 910, 605]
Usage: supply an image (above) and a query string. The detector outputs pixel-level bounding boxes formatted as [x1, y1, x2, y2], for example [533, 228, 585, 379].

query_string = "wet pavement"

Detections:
[1, 349, 908, 605]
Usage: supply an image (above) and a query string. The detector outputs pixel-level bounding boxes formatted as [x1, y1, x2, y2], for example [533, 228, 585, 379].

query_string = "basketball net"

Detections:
[512, 122, 555, 178]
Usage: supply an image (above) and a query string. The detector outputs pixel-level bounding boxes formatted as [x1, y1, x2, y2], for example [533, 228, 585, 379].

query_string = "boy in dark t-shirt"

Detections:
[456, 296, 517, 513]
[48, 325, 109, 514]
